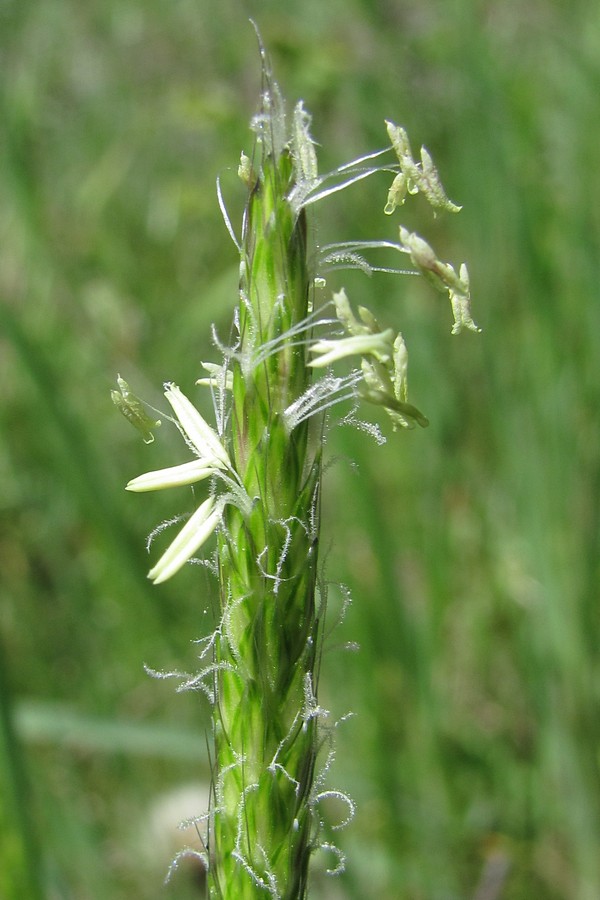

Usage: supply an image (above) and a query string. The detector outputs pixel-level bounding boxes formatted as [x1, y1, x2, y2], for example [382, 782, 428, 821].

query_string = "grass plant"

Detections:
[120, 35, 476, 897]
[1, 3, 600, 898]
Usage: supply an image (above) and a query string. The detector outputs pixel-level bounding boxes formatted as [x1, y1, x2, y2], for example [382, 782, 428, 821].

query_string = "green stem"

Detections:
[0, 638, 44, 900]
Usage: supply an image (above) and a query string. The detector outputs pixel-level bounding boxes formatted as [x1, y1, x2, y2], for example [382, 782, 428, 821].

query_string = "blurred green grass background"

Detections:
[1, 0, 599, 897]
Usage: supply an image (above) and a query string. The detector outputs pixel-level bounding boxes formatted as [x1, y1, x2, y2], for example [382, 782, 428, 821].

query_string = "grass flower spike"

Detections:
[118, 35, 478, 898]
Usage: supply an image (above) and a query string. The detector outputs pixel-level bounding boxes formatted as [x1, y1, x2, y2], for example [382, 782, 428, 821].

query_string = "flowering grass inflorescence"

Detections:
[115, 38, 478, 900]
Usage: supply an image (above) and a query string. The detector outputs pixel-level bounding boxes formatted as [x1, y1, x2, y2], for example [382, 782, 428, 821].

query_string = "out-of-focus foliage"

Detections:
[1, 0, 599, 897]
